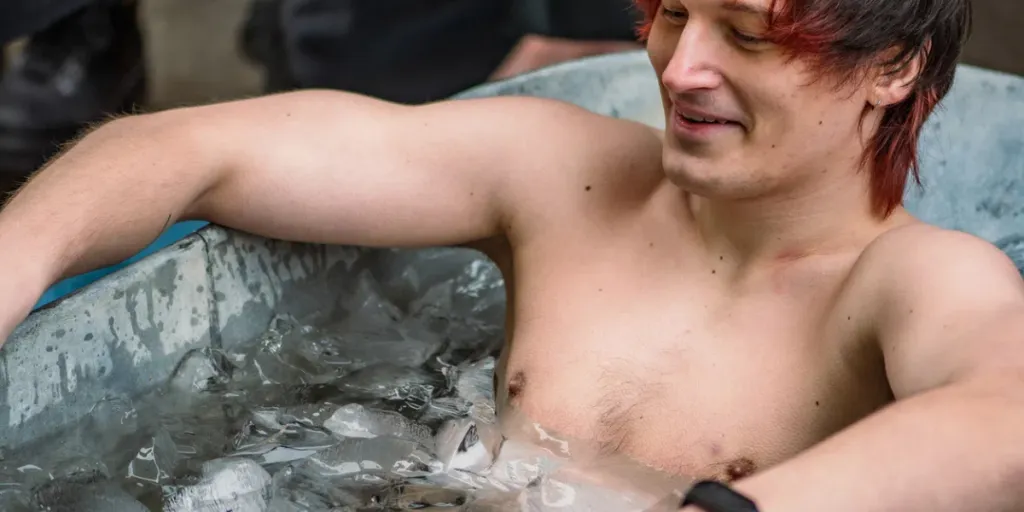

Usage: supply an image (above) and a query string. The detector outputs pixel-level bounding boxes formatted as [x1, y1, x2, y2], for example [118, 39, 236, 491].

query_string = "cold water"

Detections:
[0, 250, 688, 511]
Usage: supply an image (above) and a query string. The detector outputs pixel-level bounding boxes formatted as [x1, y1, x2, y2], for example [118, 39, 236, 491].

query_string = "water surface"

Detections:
[2, 252, 687, 511]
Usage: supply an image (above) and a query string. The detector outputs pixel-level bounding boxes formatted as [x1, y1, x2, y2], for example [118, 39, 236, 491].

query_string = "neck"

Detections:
[688, 166, 900, 268]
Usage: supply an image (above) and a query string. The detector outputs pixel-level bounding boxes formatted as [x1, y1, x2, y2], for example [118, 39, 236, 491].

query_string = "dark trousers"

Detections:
[256, 0, 640, 104]
[0, 0, 99, 44]
[278, 0, 521, 104]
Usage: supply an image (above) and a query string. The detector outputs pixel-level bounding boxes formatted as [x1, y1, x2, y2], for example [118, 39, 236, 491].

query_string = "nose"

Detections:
[660, 22, 724, 94]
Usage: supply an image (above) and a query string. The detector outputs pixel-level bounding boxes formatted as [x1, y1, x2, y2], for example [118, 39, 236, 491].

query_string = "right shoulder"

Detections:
[458, 96, 665, 239]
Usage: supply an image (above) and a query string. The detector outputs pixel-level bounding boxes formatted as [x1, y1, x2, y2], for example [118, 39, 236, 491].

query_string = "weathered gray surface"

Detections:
[1, 50, 1022, 450]
[0, 230, 363, 449]
[909, 66, 1024, 248]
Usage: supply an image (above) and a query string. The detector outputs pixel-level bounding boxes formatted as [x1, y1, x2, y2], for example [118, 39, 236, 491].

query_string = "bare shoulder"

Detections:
[847, 222, 1022, 322]
[856, 222, 1022, 293]
[457, 96, 666, 237]
[460, 95, 665, 183]
[844, 221, 1024, 395]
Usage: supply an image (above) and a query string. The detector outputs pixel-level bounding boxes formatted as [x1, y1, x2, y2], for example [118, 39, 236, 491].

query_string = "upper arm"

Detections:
[864, 226, 1024, 398]
[182, 89, 645, 249]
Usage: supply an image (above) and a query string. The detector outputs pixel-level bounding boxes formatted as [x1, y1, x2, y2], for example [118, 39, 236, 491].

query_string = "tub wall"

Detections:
[0, 229, 361, 449]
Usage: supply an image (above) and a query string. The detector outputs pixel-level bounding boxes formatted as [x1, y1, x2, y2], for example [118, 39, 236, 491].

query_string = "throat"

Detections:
[689, 193, 889, 272]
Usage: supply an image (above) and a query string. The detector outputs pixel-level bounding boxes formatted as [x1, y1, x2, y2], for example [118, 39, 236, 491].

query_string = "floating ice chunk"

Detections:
[164, 458, 272, 512]
[127, 429, 179, 486]
[323, 404, 433, 447]
[168, 348, 233, 393]
[435, 418, 497, 473]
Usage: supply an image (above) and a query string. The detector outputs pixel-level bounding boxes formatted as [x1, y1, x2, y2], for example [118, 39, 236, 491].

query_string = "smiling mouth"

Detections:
[674, 108, 743, 126]
[678, 112, 733, 125]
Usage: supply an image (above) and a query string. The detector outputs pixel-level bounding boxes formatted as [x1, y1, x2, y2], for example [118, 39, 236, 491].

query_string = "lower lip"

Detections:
[670, 108, 741, 141]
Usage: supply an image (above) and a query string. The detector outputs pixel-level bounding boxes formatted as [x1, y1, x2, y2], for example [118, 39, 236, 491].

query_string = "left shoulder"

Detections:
[849, 222, 1024, 397]
[856, 223, 1024, 299]
[864, 221, 1015, 274]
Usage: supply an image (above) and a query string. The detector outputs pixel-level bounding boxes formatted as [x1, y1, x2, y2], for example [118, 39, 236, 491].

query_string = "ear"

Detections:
[869, 43, 928, 108]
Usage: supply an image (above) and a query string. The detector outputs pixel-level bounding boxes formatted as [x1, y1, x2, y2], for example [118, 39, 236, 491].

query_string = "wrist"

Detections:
[680, 480, 761, 512]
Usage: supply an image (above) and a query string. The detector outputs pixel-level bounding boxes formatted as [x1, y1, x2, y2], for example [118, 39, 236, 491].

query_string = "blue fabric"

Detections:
[33, 221, 208, 310]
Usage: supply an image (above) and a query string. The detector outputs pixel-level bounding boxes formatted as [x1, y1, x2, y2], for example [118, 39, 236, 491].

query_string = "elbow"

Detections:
[113, 104, 223, 169]
[78, 109, 210, 170]
[78, 108, 224, 216]
[87, 109, 170, 142]
[97, 108, 205, 148]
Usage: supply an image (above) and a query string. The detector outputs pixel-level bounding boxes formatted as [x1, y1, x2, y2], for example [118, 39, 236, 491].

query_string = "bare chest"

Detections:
[495, 249, 891, 480]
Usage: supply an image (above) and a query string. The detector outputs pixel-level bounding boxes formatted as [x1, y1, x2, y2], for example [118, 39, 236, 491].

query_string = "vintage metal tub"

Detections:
[1, 49, 1022, 498]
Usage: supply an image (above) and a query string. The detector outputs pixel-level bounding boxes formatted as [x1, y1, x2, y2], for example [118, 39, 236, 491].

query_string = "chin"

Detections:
[661, 146, 762, 200]
[662, 145, 726, 195]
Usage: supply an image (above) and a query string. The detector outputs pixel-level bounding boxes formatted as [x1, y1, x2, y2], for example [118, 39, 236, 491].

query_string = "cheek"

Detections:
[748, 83, 857, 150]
[785, 100, 866, 152]
[739, 63, 842, 142]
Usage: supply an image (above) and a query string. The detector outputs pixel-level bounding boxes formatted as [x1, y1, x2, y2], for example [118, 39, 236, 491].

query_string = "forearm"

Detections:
[0, 110, 221, 309]
[711, 374, 1024, 512]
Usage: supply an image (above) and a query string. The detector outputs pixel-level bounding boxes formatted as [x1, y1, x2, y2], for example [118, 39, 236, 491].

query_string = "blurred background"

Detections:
[0, 0, 1019, 308]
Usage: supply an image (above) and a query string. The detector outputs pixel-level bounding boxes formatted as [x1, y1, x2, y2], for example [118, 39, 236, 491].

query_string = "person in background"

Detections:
[240, 0, 642, 103]
[0, 0, 144, 190]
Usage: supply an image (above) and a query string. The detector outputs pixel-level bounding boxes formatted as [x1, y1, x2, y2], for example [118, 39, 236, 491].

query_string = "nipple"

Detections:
[507, 372, 526, 400]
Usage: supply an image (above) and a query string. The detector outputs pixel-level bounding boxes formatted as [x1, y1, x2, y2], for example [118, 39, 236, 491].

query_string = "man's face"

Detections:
[646, 0, 875, 201]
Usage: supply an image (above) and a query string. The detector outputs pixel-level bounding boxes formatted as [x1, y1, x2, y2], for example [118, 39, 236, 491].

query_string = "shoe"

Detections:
[0, 0, 146, 184]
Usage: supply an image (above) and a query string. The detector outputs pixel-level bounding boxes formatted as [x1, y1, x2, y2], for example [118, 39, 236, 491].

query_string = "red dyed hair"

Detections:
[631, 0, 971, 217]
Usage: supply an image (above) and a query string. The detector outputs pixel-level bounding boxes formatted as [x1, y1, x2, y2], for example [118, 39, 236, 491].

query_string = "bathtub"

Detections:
[0, 49, 1021, 496]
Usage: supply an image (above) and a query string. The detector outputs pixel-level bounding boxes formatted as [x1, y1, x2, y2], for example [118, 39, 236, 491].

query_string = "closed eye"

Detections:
[660, 6, 688, 22]
[732, 29, 767, 45]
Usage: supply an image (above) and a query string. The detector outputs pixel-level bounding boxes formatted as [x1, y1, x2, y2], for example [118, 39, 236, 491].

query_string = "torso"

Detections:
[472, 123, 907, 481]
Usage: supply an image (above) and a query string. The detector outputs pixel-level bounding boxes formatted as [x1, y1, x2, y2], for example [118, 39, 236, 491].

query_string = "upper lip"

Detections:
[672, 101, 744, 128]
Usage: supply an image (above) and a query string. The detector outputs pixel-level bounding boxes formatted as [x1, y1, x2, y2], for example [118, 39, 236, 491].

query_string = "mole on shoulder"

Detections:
[508, 371, 526, 399]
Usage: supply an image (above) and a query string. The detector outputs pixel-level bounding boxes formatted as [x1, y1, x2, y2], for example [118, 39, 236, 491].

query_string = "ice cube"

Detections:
[334, 363, 446, 407]
[455, 357, 496, 405]
[126, 429, 179, 486]
[31, 466, 148, 512]
[168, 348, 233, 393]
[164, 458, 272, 512]
[33, 481, 149, 512]
[435, 417, 495, 472]
[323, 404, 433, 447]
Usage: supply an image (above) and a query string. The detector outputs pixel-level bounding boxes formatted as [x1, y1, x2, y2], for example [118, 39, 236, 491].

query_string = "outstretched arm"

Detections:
[690, 227, 1024, 511]
[0, 90, 627, 342]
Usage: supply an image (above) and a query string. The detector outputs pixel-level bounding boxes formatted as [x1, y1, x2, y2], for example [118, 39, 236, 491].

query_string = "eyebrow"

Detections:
[721, 0, 769, 17]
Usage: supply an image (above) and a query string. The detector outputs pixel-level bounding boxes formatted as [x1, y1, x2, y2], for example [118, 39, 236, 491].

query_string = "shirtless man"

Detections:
[0, 0, 1021, 509]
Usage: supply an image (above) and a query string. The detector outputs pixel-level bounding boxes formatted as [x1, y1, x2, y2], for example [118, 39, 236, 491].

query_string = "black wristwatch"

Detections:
[680, 480, 760, 512]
